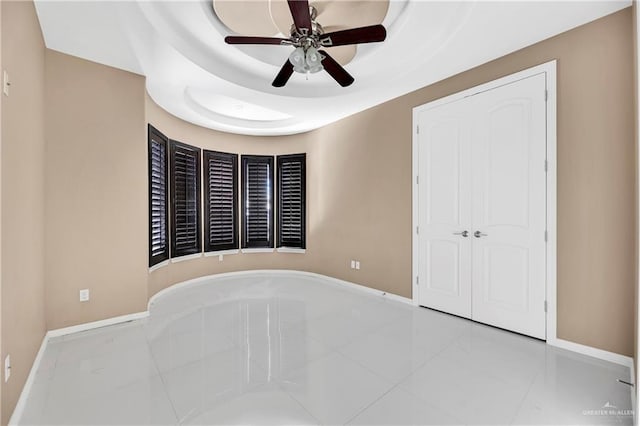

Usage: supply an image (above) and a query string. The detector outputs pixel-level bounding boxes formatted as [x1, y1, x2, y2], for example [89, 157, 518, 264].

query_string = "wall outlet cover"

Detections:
[4, 355, 10, 383]
[355, 261, 361, 270]
[79, 289, 90, 302]
[3, 70, 9, 96]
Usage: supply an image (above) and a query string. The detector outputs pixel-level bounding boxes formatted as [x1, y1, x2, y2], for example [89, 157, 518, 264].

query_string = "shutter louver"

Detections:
[277, 154, 306, 249]
[171, 141, 201, 257]
[242, 155, 274, 248]
[204, 151, 238, 252]
[148, 125, 169, 266]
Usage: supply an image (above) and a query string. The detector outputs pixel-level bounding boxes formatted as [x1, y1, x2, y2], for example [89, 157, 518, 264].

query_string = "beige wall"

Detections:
[315, 8, 635, 356]
[1, 0, 4, 421]
[44, 51, 148, 330]
[1, 1, 46, 423]
[633, 0, 639, 406]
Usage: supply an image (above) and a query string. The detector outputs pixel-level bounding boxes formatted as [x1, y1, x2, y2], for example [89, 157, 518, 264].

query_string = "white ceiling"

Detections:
[34, 0, 630, 136]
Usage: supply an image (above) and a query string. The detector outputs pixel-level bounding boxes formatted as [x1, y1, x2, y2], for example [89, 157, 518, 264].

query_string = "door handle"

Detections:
[474, 231, 488, 238]
[453, 230, 469, 237]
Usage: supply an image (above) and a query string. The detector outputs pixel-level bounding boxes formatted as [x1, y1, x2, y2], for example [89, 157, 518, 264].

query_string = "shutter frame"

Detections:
[277, 153, 306, 249]
[204, 150, 239, 252]
[170, 139, 202, 258]
[148, 125, 169, 267]
[241, 155, 274, 249]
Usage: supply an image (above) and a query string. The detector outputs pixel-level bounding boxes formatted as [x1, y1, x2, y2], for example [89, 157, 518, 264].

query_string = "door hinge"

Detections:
[544, 160, 548, 172]
[417, 126, 420, 134]
[544, 230, 548, 242]
[416, 175, 419, 185]
[416, 276, 420, 285]
[545, 90, 548, 101]
[544, 300, 547, 313]
[416, 226, 419, 235]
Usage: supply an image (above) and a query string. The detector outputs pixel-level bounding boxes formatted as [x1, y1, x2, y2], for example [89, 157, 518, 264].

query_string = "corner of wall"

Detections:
[1, 1, 47, 424]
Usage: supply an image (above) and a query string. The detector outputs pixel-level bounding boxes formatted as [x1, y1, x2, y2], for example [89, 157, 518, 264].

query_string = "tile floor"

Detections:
[19, 273, 633, 425]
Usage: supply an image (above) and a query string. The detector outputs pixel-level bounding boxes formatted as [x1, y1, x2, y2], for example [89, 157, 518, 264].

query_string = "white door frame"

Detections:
[411, 60, 558, 343]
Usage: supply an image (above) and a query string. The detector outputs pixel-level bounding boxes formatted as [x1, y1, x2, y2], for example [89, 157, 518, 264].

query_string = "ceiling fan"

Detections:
[224, 0, 387, 87]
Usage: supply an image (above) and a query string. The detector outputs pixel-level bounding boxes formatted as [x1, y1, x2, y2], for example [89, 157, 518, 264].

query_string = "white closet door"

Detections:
[417, 100, 472, 318]
[470, 74, 547, 339]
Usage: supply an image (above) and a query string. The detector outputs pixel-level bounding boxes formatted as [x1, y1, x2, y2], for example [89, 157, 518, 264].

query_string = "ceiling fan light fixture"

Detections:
[224, 0, 386, 87]
[305, 46, 323, 73]
[289, 46, 324, 74]
[289, 47, 306, 72]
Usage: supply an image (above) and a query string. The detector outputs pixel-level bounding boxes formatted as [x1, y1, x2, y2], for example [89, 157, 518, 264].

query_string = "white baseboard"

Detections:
[548, 337, 634, 369]
[8, 333, 49, 426]
[147, 269, 413, 309]
[629, 361, 636, 426]
[47, 311, 149, 338]
[297, 271, 414, 305]
[9, 310, 150, 425]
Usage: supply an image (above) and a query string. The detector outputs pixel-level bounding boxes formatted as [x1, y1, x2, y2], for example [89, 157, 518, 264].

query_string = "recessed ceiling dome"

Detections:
[213, 0, 390, 66]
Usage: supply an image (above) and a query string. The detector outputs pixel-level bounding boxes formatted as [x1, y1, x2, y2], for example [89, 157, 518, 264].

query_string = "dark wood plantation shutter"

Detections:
[241, 155, 274, 249]
[204, 150, 238, 252]
[277, 154, 306, 249]
[170, 140, 201, 257]
[148, 125, 169, 266]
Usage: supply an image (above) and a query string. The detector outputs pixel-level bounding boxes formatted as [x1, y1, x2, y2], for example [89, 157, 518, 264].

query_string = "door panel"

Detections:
[485, 102, 530, 229]
[471, 74, 547, 339]
[483, 244, 528, 310]
[426, 122, 461, 226]
[427, 240, 460, 296]
[418, 101, 472, 318]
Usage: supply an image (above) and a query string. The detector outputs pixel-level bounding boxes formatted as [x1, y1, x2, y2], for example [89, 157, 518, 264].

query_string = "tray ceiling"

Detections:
[34, 0, 630, 136]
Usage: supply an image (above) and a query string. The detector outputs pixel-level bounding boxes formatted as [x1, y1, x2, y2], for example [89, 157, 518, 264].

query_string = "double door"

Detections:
[416, 73, 547, 339]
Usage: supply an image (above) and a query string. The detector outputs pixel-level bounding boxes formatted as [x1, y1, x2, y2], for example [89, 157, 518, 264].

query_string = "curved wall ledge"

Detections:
[148, 269, 412, 311]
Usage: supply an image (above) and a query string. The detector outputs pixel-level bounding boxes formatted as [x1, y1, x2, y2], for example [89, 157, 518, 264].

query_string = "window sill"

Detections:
[205, 249, 239, 257]
[241, 248, 275, 254]
[277, 247, 306, 254]
[148, 260, 169, 273]
[171, 253, 203, 263]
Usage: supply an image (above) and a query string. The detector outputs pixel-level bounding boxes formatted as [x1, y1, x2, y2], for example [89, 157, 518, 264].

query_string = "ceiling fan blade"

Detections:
[319, 25, 387, 47]
[225, 36, 290, 45]
[287, 0, 312, 33]
[272, 60, 295, 87]
[319, 50, 354, 87]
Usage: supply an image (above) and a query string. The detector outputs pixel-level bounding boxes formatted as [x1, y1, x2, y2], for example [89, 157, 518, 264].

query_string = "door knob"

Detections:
[453, 230, 469, 237]
[474, 231, 488, 238]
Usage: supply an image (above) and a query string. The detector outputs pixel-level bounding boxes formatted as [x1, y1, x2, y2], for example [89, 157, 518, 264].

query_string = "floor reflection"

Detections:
[19, 273, 634, 425]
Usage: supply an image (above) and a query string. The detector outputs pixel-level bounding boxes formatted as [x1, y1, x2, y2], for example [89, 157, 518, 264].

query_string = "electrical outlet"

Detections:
[3, 70, 9, 96]
[4, 355, 10, 383]
[219, 254, 223, 262]
[79, 289, 90, 302]
[350, 260, 356, 269]
[355, 261, 360, 270]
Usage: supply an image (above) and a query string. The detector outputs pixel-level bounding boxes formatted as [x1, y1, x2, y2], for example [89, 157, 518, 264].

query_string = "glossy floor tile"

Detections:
[19, 273, 634, 425]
